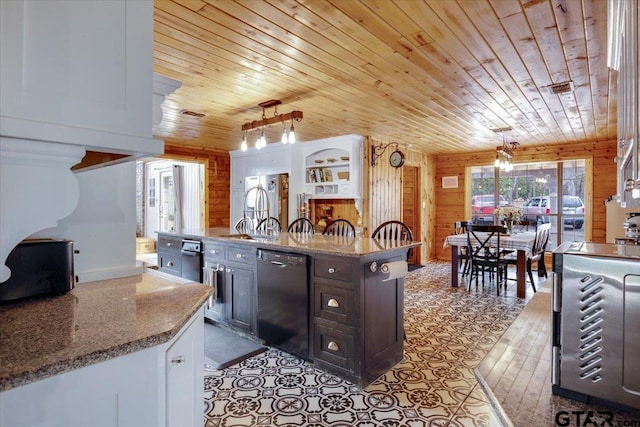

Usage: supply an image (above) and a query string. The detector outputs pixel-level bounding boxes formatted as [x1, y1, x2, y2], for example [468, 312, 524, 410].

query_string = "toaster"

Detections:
[0, 239, 75, 303]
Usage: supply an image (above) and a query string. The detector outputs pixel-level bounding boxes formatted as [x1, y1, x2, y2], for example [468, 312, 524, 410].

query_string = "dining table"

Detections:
[443, 230, 538, 298]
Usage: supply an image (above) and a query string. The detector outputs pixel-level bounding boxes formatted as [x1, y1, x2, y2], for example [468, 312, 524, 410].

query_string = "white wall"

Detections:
[32, 162, 140, 283]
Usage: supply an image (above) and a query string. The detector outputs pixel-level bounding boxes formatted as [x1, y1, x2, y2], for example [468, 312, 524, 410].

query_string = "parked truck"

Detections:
[521, 195, 584, 229]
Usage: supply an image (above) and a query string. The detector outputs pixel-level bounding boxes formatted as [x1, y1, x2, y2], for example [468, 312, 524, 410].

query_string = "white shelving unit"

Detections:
[300, 135, 364, 201]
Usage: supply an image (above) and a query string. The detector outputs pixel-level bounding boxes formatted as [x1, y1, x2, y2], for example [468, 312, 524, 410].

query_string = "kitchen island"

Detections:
[0, 272, 211, 426]
[158, 228, 421, 388]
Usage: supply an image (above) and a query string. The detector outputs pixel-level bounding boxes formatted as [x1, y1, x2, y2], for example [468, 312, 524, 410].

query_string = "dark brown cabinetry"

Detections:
[225, 265, 255, 333]
[157, 234, 182, 277]
[202, 240, 257, 335]
[202, 241, 226, 322]
[159, 232, 409, 388]
[311, 253, 404, 387]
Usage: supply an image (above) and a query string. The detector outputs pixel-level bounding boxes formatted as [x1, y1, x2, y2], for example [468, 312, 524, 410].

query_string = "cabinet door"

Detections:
[0, 1, 153, 141]
[203, 263, 226, 322]
[225, 266, 256, 333]
[165, 311, 204, 427]
[0, 346, 158, 427]
[362, 257, 404, 385]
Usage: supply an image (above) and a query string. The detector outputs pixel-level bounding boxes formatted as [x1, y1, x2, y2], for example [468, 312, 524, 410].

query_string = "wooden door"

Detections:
[402, 166, 420, 264]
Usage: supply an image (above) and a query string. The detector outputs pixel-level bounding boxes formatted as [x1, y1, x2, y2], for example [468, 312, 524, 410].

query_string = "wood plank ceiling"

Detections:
[153, 0, 616, 155]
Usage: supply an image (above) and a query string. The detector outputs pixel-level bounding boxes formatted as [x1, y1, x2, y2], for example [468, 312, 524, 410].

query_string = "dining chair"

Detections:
[504, 222, 551, 293]
[322, 218, 356, 237]
[234, 217, 254, 234]
[466, 224, 510, 295]
[256, 217, 282, 233]
[516, 219, 533, 232]
[372, 220, 413, 241]
[372, 220, 414, 258]
[287, 217, 315, 234]
[453, 221, 471, 277]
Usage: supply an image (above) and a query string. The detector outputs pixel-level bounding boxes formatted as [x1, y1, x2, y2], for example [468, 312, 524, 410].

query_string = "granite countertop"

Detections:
[554, 241, 640, 259]
[0, 273, 211, 391]
[162, 227, 421, 258]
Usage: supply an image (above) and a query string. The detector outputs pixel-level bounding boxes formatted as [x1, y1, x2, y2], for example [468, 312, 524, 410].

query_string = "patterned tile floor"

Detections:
[203, 261, 533, 427]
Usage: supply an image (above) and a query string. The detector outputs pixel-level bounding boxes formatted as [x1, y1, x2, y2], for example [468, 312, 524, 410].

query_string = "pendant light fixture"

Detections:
[288, 118, 296, 144]
[240, 99, 303, 150]
[493, 127, 519, 172]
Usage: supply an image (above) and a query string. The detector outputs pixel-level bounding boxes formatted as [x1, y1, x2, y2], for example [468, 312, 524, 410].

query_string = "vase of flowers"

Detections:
[495, 206, 522, 234]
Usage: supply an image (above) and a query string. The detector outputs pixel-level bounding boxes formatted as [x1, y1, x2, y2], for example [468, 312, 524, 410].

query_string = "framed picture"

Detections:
[442, 176, 458, 189]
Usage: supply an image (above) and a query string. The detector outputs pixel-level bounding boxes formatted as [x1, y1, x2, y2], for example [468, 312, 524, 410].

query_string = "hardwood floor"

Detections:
[478, 286, 640, 426]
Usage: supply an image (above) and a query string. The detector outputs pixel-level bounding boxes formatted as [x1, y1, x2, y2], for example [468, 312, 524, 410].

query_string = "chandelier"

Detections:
[493, 127, 519, 172]
[240, 100, 303, 151]
[535, 165, 547, 183]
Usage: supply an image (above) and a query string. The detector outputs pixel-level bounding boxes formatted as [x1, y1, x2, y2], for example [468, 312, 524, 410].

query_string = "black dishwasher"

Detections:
[257, 249, 309, 359]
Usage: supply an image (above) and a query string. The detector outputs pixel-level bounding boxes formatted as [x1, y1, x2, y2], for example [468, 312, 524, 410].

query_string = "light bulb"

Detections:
[494, 155, 500, 168]
[241, 133, 247, 151]
[288, 122, 296, 144]
[281, 126, 288, 144]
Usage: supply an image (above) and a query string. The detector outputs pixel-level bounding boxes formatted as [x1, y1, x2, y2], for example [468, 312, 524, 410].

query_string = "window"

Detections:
[470, 160, 586, 246]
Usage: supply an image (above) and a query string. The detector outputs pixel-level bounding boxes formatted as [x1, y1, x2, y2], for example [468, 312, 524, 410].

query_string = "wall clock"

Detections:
[389, 150, 405, 168]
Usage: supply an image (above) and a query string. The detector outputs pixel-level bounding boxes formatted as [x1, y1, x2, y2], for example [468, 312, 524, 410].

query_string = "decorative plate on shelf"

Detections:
[340, 156, 350, 161]
[314, 159, 324, 164]
[326, 158, 336, 163]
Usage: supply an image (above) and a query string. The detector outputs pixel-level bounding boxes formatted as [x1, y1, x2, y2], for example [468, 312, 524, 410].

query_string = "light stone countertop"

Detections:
[0, 272, 211, 391]
[166, 227, 421, 259]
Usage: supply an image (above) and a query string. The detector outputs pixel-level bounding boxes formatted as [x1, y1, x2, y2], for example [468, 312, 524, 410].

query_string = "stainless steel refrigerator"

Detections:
[244, 174, 288, 228]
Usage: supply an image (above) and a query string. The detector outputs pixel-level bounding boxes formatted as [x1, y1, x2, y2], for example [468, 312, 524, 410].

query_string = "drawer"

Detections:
[226, 245, 255, 265]
[158, 252, 181, 276]
[203, 241, 225, 260]
[312, 321, 355, 372]
[313, 258, 355, 282]
[314, 283, 355, 326]
[157, 235, 181, 252]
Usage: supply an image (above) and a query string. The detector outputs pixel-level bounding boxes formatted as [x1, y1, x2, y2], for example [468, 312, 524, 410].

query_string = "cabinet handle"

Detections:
[167, 261, 174, 267]
[327, 298, 340, 308]
[327, 341, 339, 351]
[226, 268, 232, 273]
[236, 253, 245, 259]
[167, 242, 173, 247]
[171, 356, 185, 366]
[328, 267, 336, 274]
[209, 249, 218, 254]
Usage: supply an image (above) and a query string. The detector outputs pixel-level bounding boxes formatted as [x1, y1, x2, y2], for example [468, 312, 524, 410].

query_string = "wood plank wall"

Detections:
[433, 140, 617, 260]
[164, 144, 230, 228]
[366, 137, 437, 262]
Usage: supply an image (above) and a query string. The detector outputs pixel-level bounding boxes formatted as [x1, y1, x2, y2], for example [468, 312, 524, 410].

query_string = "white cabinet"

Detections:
[0, 0, 159, 154]
[165, 309, 205, 426]
[229, 134, 364, 225]
[0, 310, 205, 427]
[0, 0, 171, 282]
[611, 0, 640, 206]
[229, 143, 292, 224]
[298, 134, 364, 201]
[231, 156, 247, 190]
